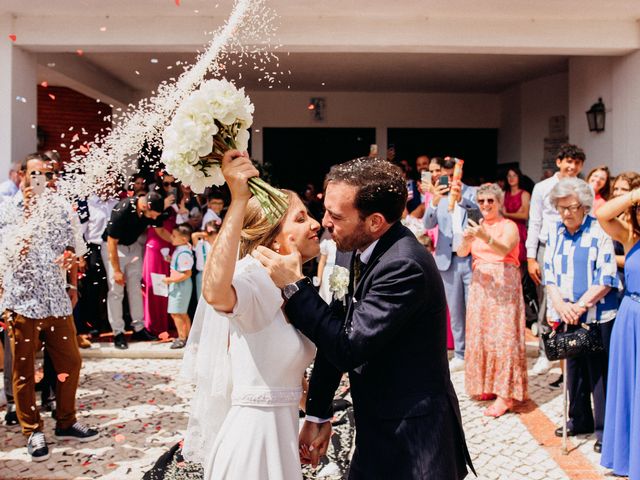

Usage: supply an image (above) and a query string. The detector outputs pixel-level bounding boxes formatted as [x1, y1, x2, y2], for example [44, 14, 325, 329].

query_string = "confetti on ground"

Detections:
[8, 34, 16, 41]
[158, 332, 170, 341]
[114, 434, 126, 443]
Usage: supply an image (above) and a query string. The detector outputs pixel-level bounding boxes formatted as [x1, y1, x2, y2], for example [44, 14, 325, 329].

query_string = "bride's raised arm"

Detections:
[202, 150, 259, 312]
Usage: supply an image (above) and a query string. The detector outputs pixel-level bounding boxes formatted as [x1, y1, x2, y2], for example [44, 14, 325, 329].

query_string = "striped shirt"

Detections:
[543, 215, 619, 323]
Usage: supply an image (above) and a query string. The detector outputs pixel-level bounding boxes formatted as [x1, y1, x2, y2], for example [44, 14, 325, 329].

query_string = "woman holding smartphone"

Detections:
[456, 183, 528, 417]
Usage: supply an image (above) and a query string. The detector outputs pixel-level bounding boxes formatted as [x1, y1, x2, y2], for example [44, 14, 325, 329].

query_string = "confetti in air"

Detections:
[8, 34, 17, 42]
[0, 0, 282, 295]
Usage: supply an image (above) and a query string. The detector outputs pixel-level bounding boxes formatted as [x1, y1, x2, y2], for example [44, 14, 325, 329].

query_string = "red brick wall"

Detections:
[37, 86, 112, 163]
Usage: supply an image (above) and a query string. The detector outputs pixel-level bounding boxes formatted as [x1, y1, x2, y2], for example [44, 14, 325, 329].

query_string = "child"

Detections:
[191, 220, 220, 298]
[201, 192, 225, 229]
[163, 224, 194, 349]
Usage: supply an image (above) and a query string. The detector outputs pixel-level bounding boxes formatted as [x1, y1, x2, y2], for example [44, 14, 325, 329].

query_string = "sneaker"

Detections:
[532, 355, 552, 375]
[131, 327, 157, 342]
[27, 431, 50, 462]
[449, 357, 465, 373]
[4, 403, 18, 426]
[114, 332, 128, 350]
[54, 422, 99, 442]
[169, 338, 186, 349]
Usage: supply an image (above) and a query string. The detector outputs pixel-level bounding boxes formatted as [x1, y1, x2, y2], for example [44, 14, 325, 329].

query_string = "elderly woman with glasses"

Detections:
[544, 177, 619, 454]
[457, 183, 528, 417]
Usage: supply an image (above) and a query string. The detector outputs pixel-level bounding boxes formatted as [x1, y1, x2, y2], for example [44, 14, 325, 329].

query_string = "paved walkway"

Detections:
[0, 343, 619, 479]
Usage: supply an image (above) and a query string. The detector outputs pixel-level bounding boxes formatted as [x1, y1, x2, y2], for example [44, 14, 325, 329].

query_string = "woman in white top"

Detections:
[181, 151, 323, 480]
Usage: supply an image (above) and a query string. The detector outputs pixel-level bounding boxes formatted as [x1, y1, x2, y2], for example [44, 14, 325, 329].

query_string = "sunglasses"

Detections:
[477, 198, 495, 205]
[30, 171, 56, 181]
[163, 181, 177, 187]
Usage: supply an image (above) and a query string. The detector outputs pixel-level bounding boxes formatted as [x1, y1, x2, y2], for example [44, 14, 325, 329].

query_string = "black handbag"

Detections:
[542, 323, 605, 361]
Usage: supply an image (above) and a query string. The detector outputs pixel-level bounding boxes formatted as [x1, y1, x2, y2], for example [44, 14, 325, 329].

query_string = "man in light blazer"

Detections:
[423, 157, 478, 372]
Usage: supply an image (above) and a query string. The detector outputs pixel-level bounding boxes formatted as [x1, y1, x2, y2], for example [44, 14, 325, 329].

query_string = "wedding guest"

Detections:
[0, 161, 21, 199]
[142, 174, 178, 336]
[201, 191, 225, 228]
[587, 165, 611, 213]
[409, 155, 437, 220]
[457, 183, 527, 417]
[423, 156, 478, 372]
[163, 224, 194, 349]
[596, 184, 640, 478]
[610, 172, 640, 278]
[0, 154, 99, 461]
[77, 190, 119, 335]
[192, 220, 220, 299]
[502, 167, 530, 265]
[544, 178, 618, 453]
[104, 192, 163, 349]
[128, 173, 148, 197]
[526, 144, 585, 375]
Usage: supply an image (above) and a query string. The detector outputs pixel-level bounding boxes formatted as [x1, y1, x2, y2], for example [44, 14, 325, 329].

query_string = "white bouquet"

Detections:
[162, 79, 287, 223]
[328, 266, 350, 304]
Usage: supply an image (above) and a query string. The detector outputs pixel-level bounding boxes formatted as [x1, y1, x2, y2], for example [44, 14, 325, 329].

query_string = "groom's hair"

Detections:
[326, 157, 407, 223]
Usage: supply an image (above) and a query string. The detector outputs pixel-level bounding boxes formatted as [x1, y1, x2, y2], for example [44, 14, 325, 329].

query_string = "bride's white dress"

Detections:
[182, 256, 315, 480]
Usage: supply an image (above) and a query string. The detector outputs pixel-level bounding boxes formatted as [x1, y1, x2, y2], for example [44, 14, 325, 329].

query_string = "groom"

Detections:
[254, 158, 475, 479]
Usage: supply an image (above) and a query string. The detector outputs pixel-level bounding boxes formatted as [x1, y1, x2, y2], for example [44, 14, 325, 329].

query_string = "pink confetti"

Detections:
[40, 81, 48, 88]
[48, 93, 56, 100]
[114, 434, 125, 443]
[175, 0, 181, 5]
[8, 34, 16, 42]
[57, 373, 69, 382]
[76, 49, 84, 56]
[158, 331, 169, 341]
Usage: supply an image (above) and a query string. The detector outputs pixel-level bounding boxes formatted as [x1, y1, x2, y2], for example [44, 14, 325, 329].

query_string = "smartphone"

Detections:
[438, 175, 449, 188]
[465, 207, 483, 225]
[421, 170, 432, 185]
[30, 173, 46, 195]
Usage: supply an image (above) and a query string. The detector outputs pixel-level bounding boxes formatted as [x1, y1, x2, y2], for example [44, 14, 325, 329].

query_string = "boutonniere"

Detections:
[328, 266, 350, 305]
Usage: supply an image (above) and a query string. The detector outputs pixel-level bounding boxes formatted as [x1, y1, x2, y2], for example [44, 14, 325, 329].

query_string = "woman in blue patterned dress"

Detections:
[596, 183, 640, 479]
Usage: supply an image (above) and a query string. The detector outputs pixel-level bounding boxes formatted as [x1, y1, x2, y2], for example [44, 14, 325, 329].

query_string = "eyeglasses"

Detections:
[477, 198, 495, 205]
[30, 171, 56, 181]
[557, 204, 582, 215]
[163, 181, 177, 187]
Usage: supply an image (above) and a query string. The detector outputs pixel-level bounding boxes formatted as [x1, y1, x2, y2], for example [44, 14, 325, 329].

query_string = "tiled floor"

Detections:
[0, 347, 617, 479]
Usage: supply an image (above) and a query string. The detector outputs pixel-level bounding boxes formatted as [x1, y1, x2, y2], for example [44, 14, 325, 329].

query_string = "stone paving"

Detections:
[0, 347, 613, 479]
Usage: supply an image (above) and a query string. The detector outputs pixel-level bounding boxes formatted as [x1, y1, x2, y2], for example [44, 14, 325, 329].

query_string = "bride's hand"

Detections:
[299, 420, 332, 467]
[221, 150, 258, 202]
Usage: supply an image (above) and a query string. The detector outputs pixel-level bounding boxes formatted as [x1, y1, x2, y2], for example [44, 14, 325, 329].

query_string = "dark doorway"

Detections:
[388, 128, 498, 184]
[262, 127, 376, 194]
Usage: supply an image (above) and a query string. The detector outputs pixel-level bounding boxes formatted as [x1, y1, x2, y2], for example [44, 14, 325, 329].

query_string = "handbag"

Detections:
[542, 322, 605, 361]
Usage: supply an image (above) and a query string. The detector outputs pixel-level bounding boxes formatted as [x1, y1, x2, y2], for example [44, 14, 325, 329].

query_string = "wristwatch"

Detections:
[283, 277, 312, 301]
[578, 300, 587, 309]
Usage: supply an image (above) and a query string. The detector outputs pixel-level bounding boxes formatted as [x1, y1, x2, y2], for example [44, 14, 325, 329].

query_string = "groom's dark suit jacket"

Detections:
[286, 221, 474, 480]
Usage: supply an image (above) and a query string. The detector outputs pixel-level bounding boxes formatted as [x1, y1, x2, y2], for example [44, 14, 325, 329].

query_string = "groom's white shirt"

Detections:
[305, 239, 379, 424]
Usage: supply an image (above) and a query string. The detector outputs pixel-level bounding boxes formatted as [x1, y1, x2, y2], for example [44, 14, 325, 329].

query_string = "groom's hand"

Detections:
[252, 239, 304, 289]
[299, 420, 332, 467]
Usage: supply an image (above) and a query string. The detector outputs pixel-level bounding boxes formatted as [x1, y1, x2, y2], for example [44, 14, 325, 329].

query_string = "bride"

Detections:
[180, 150, 325, 480]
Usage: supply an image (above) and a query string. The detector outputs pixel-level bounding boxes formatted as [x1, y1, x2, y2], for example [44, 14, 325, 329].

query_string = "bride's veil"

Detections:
[179, 295, 232, 463]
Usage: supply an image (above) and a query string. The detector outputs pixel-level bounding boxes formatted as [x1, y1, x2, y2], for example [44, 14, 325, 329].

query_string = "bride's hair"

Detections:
[239, 189, 296, 258]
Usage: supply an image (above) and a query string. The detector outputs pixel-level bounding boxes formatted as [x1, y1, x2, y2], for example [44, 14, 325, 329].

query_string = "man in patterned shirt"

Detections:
[0, 153, 99, 462]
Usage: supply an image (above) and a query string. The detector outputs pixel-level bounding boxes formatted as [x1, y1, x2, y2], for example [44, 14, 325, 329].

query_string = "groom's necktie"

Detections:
[353, 253, 363, 287]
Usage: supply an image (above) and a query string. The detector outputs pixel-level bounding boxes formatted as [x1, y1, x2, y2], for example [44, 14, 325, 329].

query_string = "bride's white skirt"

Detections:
[204, 404, 303, 480]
